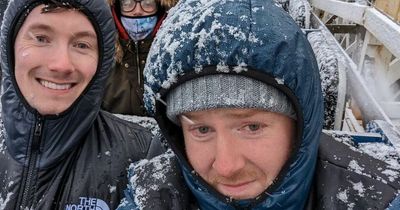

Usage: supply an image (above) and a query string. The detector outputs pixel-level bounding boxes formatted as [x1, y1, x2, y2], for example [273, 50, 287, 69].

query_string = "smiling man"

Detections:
[14, 5, 98, 115]
[0, 1, 161, 209]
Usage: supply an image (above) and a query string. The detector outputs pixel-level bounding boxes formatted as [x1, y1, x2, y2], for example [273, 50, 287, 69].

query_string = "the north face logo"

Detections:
[65, 197, 110, 210]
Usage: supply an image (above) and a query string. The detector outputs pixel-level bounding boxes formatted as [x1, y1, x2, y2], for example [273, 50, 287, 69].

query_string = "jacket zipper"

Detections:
[20, 116, 43, 209]
[134, 41, 141, 86]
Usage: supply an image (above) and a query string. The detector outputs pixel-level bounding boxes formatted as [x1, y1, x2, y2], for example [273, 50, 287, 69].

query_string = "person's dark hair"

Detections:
[41, 0, 82, 13]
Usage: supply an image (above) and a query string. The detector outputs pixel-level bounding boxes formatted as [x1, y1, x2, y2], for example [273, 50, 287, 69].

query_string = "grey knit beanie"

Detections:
[166, 74, 296, 124]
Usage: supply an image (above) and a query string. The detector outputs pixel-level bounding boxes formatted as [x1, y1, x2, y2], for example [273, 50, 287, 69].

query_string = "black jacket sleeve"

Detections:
[307, 132, 400, 209]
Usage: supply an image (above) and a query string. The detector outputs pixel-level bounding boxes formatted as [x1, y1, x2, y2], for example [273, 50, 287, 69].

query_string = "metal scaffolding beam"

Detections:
[310, 0, 400, 58]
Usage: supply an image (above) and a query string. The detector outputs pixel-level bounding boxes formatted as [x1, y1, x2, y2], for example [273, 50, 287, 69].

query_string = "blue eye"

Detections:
[248, 124, 261, 131]
[198, 126, 210, 134]
[35, 35, 49, 43]
[74, 42, 89, 49]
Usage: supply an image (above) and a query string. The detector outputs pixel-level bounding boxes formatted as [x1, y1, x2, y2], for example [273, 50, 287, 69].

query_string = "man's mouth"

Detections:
[220, 181, 253, 188]
[39, 79, 73, 90]
[216, 180, 255, 199]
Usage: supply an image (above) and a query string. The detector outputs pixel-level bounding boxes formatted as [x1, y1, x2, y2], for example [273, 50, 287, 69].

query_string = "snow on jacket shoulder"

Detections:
[117, 149, 193, 210]
[306, 132, 400, 209]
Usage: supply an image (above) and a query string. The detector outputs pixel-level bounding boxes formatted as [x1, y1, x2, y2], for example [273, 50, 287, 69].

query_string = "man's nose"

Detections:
[212, 132, 246, 177]
[47, 45, 75, 73]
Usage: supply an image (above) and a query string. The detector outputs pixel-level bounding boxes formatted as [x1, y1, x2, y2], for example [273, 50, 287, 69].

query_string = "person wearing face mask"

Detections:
[103, 0, 178, 116]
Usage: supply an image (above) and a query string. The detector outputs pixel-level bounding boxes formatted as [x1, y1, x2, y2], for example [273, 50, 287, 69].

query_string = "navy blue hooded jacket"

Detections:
[142, 0, 323, 209]
[0, 0, 161, 209]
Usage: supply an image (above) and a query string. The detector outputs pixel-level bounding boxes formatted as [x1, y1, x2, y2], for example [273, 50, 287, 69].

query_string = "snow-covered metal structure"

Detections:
[281, 0, 400, 153]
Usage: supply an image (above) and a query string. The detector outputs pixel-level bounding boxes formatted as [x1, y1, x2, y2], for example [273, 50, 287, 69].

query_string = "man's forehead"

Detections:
[185, 108, 267, 120]
[21, 5, 96, 38]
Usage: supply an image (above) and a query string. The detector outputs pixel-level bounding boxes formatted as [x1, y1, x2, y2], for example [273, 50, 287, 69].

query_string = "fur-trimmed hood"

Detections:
[107, 0, 178, 9]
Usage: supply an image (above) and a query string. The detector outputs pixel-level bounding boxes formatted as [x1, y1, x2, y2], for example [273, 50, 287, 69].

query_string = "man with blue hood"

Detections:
[117, 0, 400, 209]
[0, 0, 162, 209]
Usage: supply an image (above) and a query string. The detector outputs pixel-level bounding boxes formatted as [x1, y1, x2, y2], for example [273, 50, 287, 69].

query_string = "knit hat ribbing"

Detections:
[166, 74, 296, 124]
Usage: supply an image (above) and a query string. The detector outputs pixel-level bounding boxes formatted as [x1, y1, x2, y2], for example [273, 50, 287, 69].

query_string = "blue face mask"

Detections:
[121, 15, 158, 41]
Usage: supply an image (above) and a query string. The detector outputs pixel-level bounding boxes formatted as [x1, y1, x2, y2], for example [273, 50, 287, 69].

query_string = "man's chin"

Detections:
[215, 182, 263, 200]
[35, 104, 70, 115]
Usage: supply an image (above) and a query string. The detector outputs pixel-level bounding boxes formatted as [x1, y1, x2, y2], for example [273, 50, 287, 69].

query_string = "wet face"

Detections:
[120, 0, 158, 17]
[14, 5, 98, 115]
[181, 108, 295, 200]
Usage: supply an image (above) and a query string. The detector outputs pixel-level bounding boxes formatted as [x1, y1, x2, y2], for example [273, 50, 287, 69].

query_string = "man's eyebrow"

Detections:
[26, 23, 97, 40]
[186, 109, 262, 120]
[27, 23, 53, 32]
[224, 109, 262, 119]
[71, 31, 97, 40]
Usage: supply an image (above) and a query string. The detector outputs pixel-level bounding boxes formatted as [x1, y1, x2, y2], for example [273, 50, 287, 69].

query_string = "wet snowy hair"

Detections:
[41, 1, 82, 13]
